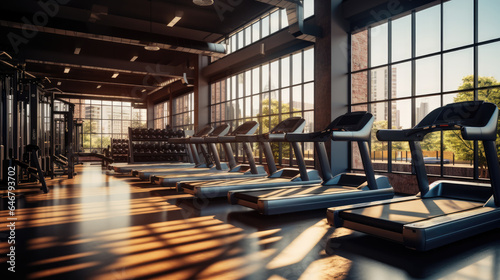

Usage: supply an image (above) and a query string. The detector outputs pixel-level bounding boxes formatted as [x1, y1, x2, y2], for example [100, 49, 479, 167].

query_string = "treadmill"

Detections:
[228, 111, 393, 215]
[136, 123, 233, 180]
[110, 124, 214, 174]
[328, 101, 500, 251]
[177, 117, 323, 198]
[150, 121, 268, 186]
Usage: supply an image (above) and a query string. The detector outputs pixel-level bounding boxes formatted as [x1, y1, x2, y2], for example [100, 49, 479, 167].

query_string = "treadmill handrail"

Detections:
[331, 115, 374, 141]
[377, 101, 498, 142]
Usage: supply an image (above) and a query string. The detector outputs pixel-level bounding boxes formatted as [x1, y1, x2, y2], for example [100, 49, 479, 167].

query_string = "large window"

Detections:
[350, 0, 500, 180]
[153, 100, 170, 129]
[172, 92, 194, 131]
[210, 47, 314, 166]
[64, 99, 146, 152]
[217, 0, 314, 56]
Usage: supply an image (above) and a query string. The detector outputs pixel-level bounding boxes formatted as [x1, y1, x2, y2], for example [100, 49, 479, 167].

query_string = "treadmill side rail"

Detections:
[403, 207, 499, 251]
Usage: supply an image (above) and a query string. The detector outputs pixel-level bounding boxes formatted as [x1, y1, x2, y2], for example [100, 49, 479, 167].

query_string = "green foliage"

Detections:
[444, 75, 500, 177]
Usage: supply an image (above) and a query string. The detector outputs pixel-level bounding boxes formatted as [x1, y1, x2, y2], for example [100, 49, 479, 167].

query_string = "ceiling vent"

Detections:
[193, 0, 214, 6]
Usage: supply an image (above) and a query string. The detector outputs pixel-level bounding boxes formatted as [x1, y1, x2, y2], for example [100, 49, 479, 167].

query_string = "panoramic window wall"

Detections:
[210, 47, 315, 167]
[59, 99, 147, 152]
[350, 0, 500, 180]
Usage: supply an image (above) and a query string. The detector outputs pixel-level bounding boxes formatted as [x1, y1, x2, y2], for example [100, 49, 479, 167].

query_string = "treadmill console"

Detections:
[193, 124, 213, 137]
[270, 117, 305, 134]
[208, 124, 230, 136]
[230, 121, 258, 135]
[330, 111, 372, 131]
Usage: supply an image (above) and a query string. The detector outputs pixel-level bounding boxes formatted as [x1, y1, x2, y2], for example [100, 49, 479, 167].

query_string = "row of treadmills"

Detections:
[108, 101, 500, 251]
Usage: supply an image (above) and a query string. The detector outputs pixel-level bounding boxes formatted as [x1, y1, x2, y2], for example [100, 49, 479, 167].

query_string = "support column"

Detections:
[314, 0, 349, 175]
[195, 54, 210, 130]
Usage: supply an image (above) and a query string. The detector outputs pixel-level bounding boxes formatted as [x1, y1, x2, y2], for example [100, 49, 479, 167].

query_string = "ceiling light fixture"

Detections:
[193, 0, 214, 6]
[74, 47, 81, 55]
[167, 16, 182, 27]
[64, 67, 70, 73]
[145, 0, 160, 51]
[97, 85, 102, 88]
[111, 73, 119, 78]
[57, 81, 61, 86]
[141, 89, 146, 93]
[130, 55, 138, 62]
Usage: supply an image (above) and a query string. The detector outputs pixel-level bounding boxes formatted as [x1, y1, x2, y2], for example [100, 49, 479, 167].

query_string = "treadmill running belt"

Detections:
[339, 198, 483, 233]
[234, 185, 359, 203]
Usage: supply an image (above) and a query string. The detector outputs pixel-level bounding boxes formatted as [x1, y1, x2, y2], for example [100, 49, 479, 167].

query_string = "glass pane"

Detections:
[415, 95, 441, 124]
[422, 131, 442, 175]
[443, 130, 474, 177]
[270, 91, 279, 113]
[416, 55, 441, 95]
[281, 56, 290, 87]
[252, 67, 260, 94]
[270, 11, 280, 33]
[370, 102, 388, 172]
[245, 70, 251, 96]
[281, 9, 288, 28]
[416, 5, 441, 56]
[231, 76, 237, 100]
[237, 98, 244, 119]
[352, 30, 368, 71]
[391, 62, 411, 98]
[304, 48, 314, 82]
[261, 16, 270, 38]
[252, 21, 260, 43]
[391, 15, 411, 62]
[245, 97, 251, 117]
[443, 48, 473, 92]
[292, 52, 302, 85]
[443, 0, 473, 50]
[237, 73, 244, 98]
[245, 26, 251, 47]
[304, 82, 314, 110]
[270, 60, 279, 90]
[262, 64, 270, 91]
[252, 95, 260, 116]
[370, 23, 388, 67]
[478, 0, 500, 42]
[478, 42, 500, 83]
[226, 78, 231, 101]
[304, 0, 314, 19]
[231, 34, 237, 53]
[261, 92, 270, 116]
[102, 120, 111, 133]
[370, 67, 388, 101]
[391, 100, 411, 170]
[292, 85, 302, 111]
[237, 32, 244, 50]
[352, 71, 368, 104]
[281, 88, 290, 114]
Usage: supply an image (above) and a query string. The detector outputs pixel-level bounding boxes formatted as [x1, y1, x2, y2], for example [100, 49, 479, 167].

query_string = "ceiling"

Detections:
[0, 0, 273, 102]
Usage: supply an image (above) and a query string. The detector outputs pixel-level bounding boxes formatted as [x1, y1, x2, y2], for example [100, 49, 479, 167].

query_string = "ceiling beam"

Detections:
[21, 49, 194, 78]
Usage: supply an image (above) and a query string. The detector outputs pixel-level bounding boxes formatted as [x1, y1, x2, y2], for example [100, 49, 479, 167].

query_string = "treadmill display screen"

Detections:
[333, 112, 367, 131]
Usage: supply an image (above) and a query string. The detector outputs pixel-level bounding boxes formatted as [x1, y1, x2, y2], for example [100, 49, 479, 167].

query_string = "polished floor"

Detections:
[1, 164, 499, 279]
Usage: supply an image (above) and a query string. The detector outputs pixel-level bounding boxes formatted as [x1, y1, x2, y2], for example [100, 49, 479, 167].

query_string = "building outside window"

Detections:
[350, 0, 500, 180]
[172, 92, 194, 131]
[153, 100, 170, 130]
[59, 99, 147, 152]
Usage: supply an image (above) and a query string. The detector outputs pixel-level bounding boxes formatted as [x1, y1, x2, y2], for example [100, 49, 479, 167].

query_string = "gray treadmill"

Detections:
[110, 124, 214, 174]
[135, 123, 233, 180]
[177, 117, 323, 198]
[228, 111, 393, 215]
[328, 101, 500, 251]
[151, 121, 268, 186]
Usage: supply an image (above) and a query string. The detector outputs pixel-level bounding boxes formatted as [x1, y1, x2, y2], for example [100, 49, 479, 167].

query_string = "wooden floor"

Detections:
[1, 164, 499, 279]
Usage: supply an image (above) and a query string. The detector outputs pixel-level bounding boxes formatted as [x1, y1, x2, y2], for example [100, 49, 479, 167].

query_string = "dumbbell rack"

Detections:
[110, 139, 129, 163]
[127, 128, 188, 163]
